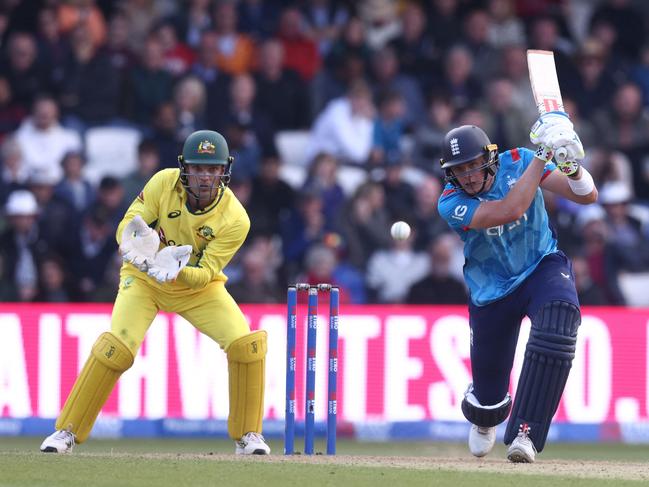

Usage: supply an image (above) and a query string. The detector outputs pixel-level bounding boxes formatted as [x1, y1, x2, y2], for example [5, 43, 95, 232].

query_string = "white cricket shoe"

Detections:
[235, 432, 270, 455]
[468, 425, 496, 457]
[40, 430, 75, 453]
[507, 429, 536, 463]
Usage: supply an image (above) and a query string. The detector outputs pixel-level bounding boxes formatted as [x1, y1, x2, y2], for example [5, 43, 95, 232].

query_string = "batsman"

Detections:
[40, 130, 270, 455]
[437, 112, 597, 462]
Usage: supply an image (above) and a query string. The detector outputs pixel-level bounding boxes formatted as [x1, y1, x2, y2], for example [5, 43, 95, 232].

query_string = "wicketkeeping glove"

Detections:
[119, 215, 160, 271]
[146, 245, 193, 283]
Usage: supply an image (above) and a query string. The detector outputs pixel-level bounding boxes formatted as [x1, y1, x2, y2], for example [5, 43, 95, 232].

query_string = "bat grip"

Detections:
[555, 147, 568, 163]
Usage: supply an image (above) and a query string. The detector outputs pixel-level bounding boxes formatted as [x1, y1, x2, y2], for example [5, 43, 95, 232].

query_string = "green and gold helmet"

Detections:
[178, 130, 234, 207]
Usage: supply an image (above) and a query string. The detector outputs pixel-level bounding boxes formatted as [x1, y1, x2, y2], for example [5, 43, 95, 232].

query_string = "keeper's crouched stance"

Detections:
[41, 130, 270, 455]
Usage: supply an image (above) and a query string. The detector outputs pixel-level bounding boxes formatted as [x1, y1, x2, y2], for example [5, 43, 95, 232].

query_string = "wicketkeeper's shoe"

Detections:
[468, 424, 496, 457]
[40, 430, 76, 453]
[235, 432, 271, 455]
[507, 430, 536, 463]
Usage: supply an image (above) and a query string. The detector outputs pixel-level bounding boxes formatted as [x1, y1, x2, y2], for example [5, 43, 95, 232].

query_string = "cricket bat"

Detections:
[526, 49, 568, 162]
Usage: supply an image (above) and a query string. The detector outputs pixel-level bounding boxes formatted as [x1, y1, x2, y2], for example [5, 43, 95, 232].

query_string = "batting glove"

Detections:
[530, 111, 573, 147]
[147, 245, 193, 283]
[119, 215, 160, 272]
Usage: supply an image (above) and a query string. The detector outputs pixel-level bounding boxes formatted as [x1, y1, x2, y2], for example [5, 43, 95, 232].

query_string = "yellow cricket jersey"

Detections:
[116, 168, 250, 291]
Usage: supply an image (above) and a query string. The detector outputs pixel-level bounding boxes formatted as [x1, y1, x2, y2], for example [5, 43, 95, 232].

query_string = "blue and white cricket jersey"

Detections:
[438, 148, 558, 306]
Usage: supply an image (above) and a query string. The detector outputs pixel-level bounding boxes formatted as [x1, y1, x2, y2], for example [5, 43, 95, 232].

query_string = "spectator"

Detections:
[301, 0, 349, 56]
[433, 45, 483, 112]
[302, 152, 345, 228]
[379, 158, 416, 223]
[35, 252, 79, 302]
[487, 0, 525, 48]
[0, 190, 47, 301]
[54, 151, 95, 215]
[336, 181, 392, 270]
[125, 36, 174, 125]
[1, 32, 49, 110]
[0, 137, 28, 205]
[155, 20, 195, 78]
[211, 1, 256, 76]
[212, 73, 272, 151]
[121, 139, 160, 206]
[593, 82, 649, 153]
[57, 0, 107, 49]
[277, 7, 321, 81]
[247, 148, 296, 238]
[589, 0, 645, 63]
[564, 38, 620, 119]
[571, 254, 609, 305]
[173, 75, 207, 142]
[366, 222, 429, 303]
[407, 233, 468, 305]
[14, 95, 82, 182]
[65, 205, 118, 301]
[92, 176, 126, 230]
[306, 79, 375, 165]
[369, 45, 426, 125]
[426, 0, 462, 51]
[298, 243, 354, 304]
[0, 76, 26, 140]
[357, 0, 401, 50]
[370, 89, 406, 167]
[150, 102, 181, 169]
[411, 94, 455, 171]
[280, 189, 329, 274]
[389, 2, 438, 90]
[226, 246, 284, 304]
[237, 0, 281, 40]
[254, 39, 310, 131]
[29, 169, 76, 255]
[462, 8, 499, 79]
[480, 77, 529, 150]
[174, 0, 212, 49]
[58, 23, 120, 128]
[36, 7, 70, 91]
[411, 176, 449, 252]
[499, 44, 538, 122]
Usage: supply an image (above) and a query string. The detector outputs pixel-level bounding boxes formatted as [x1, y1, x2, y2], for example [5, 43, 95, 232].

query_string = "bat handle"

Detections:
[555, 147, 568, 163]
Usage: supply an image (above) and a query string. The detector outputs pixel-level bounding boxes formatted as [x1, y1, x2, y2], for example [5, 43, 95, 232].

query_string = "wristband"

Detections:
[567, 167, 595, 196]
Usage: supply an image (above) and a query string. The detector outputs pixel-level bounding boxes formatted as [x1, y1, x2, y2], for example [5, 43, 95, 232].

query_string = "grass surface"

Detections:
[1, 437, 648, 487]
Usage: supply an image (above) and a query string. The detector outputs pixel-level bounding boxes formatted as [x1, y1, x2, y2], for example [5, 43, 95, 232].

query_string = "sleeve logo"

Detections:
[451, 204, 467, 221]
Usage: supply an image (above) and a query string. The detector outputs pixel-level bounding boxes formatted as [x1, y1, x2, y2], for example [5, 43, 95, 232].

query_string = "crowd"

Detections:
[1, 0, 649, 306]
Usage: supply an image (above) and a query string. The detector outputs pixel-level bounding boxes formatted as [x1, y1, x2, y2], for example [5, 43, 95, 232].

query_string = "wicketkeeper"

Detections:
[41, 130, 270, 455]
[437, 113, 597, 462]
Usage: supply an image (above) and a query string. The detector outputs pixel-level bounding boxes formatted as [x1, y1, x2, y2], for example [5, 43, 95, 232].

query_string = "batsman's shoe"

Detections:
[507, 429, 536, 463]
[235, 432, 270, 455]
[40, 430, 76, 453]
[468, 425, 496, 457]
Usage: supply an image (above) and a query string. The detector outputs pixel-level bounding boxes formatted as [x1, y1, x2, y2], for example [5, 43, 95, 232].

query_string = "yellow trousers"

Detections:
[112, 273, 251, 355]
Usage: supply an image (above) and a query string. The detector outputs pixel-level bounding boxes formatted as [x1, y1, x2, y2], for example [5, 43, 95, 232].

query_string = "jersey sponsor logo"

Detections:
[450, 137, 460, 155]
[168, 210, 181, 218]
[197, 140, 216, 154]
[561, 272, 570, 279]
[485, 213, 528, 236]
[196, 225, 215, 241]
[451, 205, 468, 221]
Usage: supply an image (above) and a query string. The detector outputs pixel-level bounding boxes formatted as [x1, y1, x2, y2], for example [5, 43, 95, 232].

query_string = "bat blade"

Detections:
[527, 50, 564, 115]
[527, 49, 568, 161]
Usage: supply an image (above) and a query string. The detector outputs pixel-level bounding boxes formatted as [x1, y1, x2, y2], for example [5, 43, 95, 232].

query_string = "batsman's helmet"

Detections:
[439, 125, 499, 190]
[178, 130, 234, 203]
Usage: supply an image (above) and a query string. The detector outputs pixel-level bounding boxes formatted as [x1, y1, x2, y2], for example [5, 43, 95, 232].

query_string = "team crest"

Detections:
[196, 225, 215, 241]
[197, 140, 216, 154]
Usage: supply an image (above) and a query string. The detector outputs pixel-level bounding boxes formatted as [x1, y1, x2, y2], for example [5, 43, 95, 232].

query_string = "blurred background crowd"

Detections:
[1, 0, 649, 306]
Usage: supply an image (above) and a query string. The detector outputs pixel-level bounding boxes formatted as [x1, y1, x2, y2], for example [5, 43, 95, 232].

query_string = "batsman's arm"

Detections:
[468, 158, 547, 229]
[176, 214, 250, 289]
[540, 165, 598, 204]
